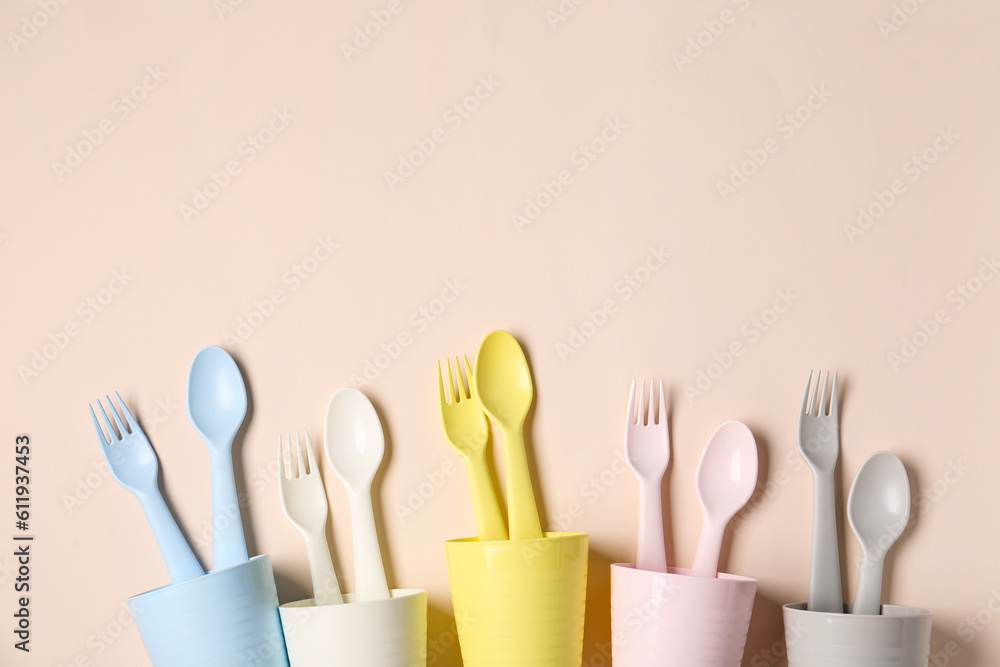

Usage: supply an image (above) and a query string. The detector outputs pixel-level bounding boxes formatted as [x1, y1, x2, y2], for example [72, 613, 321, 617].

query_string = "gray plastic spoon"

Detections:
[187, 346, 249, 570]
[324, 388, 390, 602]
[848, 451, 910, 615]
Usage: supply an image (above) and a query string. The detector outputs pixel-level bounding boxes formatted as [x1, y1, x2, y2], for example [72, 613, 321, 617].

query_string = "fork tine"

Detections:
[295, 432, 307, 477]
[446, 358, 458, 403]
[646, 379, 656, 425]
[657, 380, 666, 426]
[89, 404, 110, 446]
[437, 361, 449, 407]
[114, 391, 137, 432]
[800, 370, 813, 416]
[463, 355, 475, 395]
[818, 371, 829, 416]
[97, 399, 120, 441]
[455, 356, 470, 399]
[304, 431, 318, 476]
[638, 379, 647, 425]
[105, 393, 129, 436]
[829, 372, 839, 418]
[278, 435, 287, 480]
[627, 380, 637, 425]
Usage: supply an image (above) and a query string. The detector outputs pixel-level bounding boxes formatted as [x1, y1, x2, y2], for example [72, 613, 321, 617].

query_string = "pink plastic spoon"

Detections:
[691, 421, 758, 578]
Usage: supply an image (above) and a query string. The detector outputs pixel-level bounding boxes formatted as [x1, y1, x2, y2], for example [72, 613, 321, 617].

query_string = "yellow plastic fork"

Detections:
[438, 356, 508, 542]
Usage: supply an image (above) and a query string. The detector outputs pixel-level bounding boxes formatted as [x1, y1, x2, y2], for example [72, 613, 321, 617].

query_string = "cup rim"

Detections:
[782, 601, 933, 618]
[611, 562, 758, 584]
[445, 530, 588, 546]
[128, 553, 271, 602]
[280, 588, 426, 609]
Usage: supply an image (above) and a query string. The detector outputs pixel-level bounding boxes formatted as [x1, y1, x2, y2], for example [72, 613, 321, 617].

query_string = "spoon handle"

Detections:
[808, 472, 843, 613]
[636, 479, 667, 572]
[349, 490, 390, 601]
[209, 447, 248, 569]
[691, 519, 724, 578]
[501, 429, 543, 541]
[139, 489, 204, 584]
[853, 556, 884, 615]
[465, 453, 508, 542]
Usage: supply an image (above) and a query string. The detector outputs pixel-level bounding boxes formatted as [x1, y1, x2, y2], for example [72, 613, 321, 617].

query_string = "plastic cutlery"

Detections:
[187, 345, 249, 571]
[848, 451, 910, 615]
[624, 380, 669, 572]
[797, 370, 844, 613]
[438, 356, 508, 542]
[691, 421, 758, 578]
[278, 431, 343, 605]
[324, 388, 390, 601]
[473, 330, 543, 541]
[89, 393, 203, 584]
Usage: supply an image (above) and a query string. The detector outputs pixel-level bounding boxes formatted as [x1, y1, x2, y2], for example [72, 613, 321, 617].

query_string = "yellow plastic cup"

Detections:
[444, 531, 588, 667]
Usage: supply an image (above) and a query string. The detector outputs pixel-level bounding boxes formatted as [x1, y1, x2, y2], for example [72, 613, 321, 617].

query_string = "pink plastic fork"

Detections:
[624, 380, 670, 572]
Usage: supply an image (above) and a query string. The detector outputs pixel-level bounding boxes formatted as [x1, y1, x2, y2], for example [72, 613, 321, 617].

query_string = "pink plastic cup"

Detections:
[610, 564, 757, 666]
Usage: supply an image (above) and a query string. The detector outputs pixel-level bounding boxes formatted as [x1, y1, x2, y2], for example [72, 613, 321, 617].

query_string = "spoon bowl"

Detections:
[187, 346, 248, 448]
[691, 421, 758, 578]
[473, 330, 542, 540]
[324, 387, 390, 601]
[848, 451, 910, 615]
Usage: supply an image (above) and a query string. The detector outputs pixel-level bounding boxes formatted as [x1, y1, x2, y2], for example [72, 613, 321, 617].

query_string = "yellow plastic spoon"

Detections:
[473, 330, 543, 541]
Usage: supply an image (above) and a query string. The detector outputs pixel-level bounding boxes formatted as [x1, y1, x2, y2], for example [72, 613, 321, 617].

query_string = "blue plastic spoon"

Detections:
[187, 346, 249, 570]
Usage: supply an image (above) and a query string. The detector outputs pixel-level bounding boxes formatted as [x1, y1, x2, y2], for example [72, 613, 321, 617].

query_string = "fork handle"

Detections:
[465, 454, 508, 542]
[636, 479, 667, 572]
[139, 491, 204, 584]
[304, 532, 343, 606]
[808, 472, 844, 613]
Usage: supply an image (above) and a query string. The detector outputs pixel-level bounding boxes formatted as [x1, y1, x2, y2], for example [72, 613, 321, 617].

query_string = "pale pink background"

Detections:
[2, 1, 998, 665]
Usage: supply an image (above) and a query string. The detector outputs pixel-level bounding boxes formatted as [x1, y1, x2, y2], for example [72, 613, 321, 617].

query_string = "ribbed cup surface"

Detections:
[128, 554, 289, 667]
[445, 532, 588, 667]
[611, 564, 757, 667]
[783, 603, 932, 667]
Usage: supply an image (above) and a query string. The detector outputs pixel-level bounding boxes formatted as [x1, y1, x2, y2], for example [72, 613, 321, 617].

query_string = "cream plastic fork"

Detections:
[278, 431, 343, 605]
[797, 370, 843, 613]
[89, 392, 203, 584]
[624, 380, 670, 572]
[438, 356, 508, 542]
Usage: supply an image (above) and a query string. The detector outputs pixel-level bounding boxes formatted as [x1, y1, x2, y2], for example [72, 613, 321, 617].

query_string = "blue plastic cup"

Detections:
[128, 554, 289, 667]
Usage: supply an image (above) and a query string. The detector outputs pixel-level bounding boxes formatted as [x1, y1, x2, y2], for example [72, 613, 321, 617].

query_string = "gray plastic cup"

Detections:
[783, 602, 932, 667]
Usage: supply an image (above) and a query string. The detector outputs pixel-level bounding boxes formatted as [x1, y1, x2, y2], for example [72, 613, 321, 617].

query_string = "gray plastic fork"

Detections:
[89, 392, 203, 584]
[797, 371, 843, 613]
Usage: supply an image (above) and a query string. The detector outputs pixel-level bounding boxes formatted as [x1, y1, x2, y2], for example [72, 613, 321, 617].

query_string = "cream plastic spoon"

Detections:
[691, 421, 758, 578]
[324, 388, 390, 601]
[848, 451, 910, 615]
[473, 330, 543, 541]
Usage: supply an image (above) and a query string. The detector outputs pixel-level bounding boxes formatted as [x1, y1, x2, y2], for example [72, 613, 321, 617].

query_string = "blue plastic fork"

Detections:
[89, 392, 203, 584]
